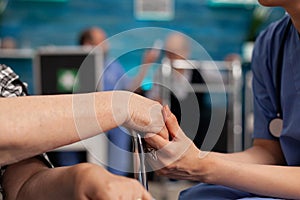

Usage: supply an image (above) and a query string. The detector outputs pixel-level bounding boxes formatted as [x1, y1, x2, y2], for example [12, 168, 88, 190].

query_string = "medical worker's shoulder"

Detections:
[252, 14, 290, 73]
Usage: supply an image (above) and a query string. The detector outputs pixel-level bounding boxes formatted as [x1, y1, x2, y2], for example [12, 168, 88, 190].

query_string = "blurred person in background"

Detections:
[146, 32, 206, 150]
[146, 32, 193, 104]
[79, 26, 158, 93]
[146, 32, 195, 121]
[0, 37, 17, 49]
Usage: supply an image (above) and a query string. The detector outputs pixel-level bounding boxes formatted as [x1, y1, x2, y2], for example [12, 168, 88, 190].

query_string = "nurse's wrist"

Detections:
[195, 151, 220, 183]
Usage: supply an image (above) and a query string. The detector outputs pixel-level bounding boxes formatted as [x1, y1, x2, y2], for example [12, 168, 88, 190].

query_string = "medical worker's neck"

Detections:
[285, 7, 300, 34]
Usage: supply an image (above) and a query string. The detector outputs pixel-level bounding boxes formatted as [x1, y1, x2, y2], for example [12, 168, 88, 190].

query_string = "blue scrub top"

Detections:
[252, 14, 300, 166]
[103, 59, 130, 91]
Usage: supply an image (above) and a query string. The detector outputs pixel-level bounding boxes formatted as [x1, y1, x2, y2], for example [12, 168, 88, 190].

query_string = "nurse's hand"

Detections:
[145, 105, 204, 181]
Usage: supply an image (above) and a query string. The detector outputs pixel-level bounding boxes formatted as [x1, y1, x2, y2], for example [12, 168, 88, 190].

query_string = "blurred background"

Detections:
[0, 0, 285, 199]
[0, 0, 284, 61]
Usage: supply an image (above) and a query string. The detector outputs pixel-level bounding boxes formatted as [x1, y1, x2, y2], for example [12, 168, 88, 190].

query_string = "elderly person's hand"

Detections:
[3, 159, 153, 200]
[111, 91, 168, 140]
[73, 163, 153, 200]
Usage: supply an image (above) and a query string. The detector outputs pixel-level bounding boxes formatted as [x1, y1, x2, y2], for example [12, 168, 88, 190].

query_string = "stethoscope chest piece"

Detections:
[269, 117, 283, 138]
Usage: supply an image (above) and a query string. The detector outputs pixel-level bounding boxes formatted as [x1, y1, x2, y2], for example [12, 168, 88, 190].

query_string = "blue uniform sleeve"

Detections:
[251, 17, 288, 140]
[252, 57, 276, 139]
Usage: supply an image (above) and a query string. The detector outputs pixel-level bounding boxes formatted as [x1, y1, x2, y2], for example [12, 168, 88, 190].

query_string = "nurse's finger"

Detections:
[164, 105, 181, 138]
[145, 132, 168, 150]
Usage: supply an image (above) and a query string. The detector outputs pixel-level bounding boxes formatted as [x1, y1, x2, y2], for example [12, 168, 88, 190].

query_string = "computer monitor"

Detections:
[34, 46, 103, 95]
[0, 49, 35, 94]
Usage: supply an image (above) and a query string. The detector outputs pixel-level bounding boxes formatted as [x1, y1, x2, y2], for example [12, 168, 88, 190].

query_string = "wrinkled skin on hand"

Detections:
[117, 91, 167, 139]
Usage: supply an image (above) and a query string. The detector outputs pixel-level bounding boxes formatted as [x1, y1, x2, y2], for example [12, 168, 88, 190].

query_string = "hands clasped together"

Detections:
[144, 105, 204, 182]
[3, 92, 204, 200]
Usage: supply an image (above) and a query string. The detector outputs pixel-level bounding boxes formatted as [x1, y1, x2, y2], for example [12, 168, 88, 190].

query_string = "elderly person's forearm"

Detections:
[0, 90, 164, 166]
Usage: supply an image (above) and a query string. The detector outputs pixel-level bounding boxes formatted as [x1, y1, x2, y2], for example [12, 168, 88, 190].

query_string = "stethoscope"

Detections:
[268, 18, 293, 138]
